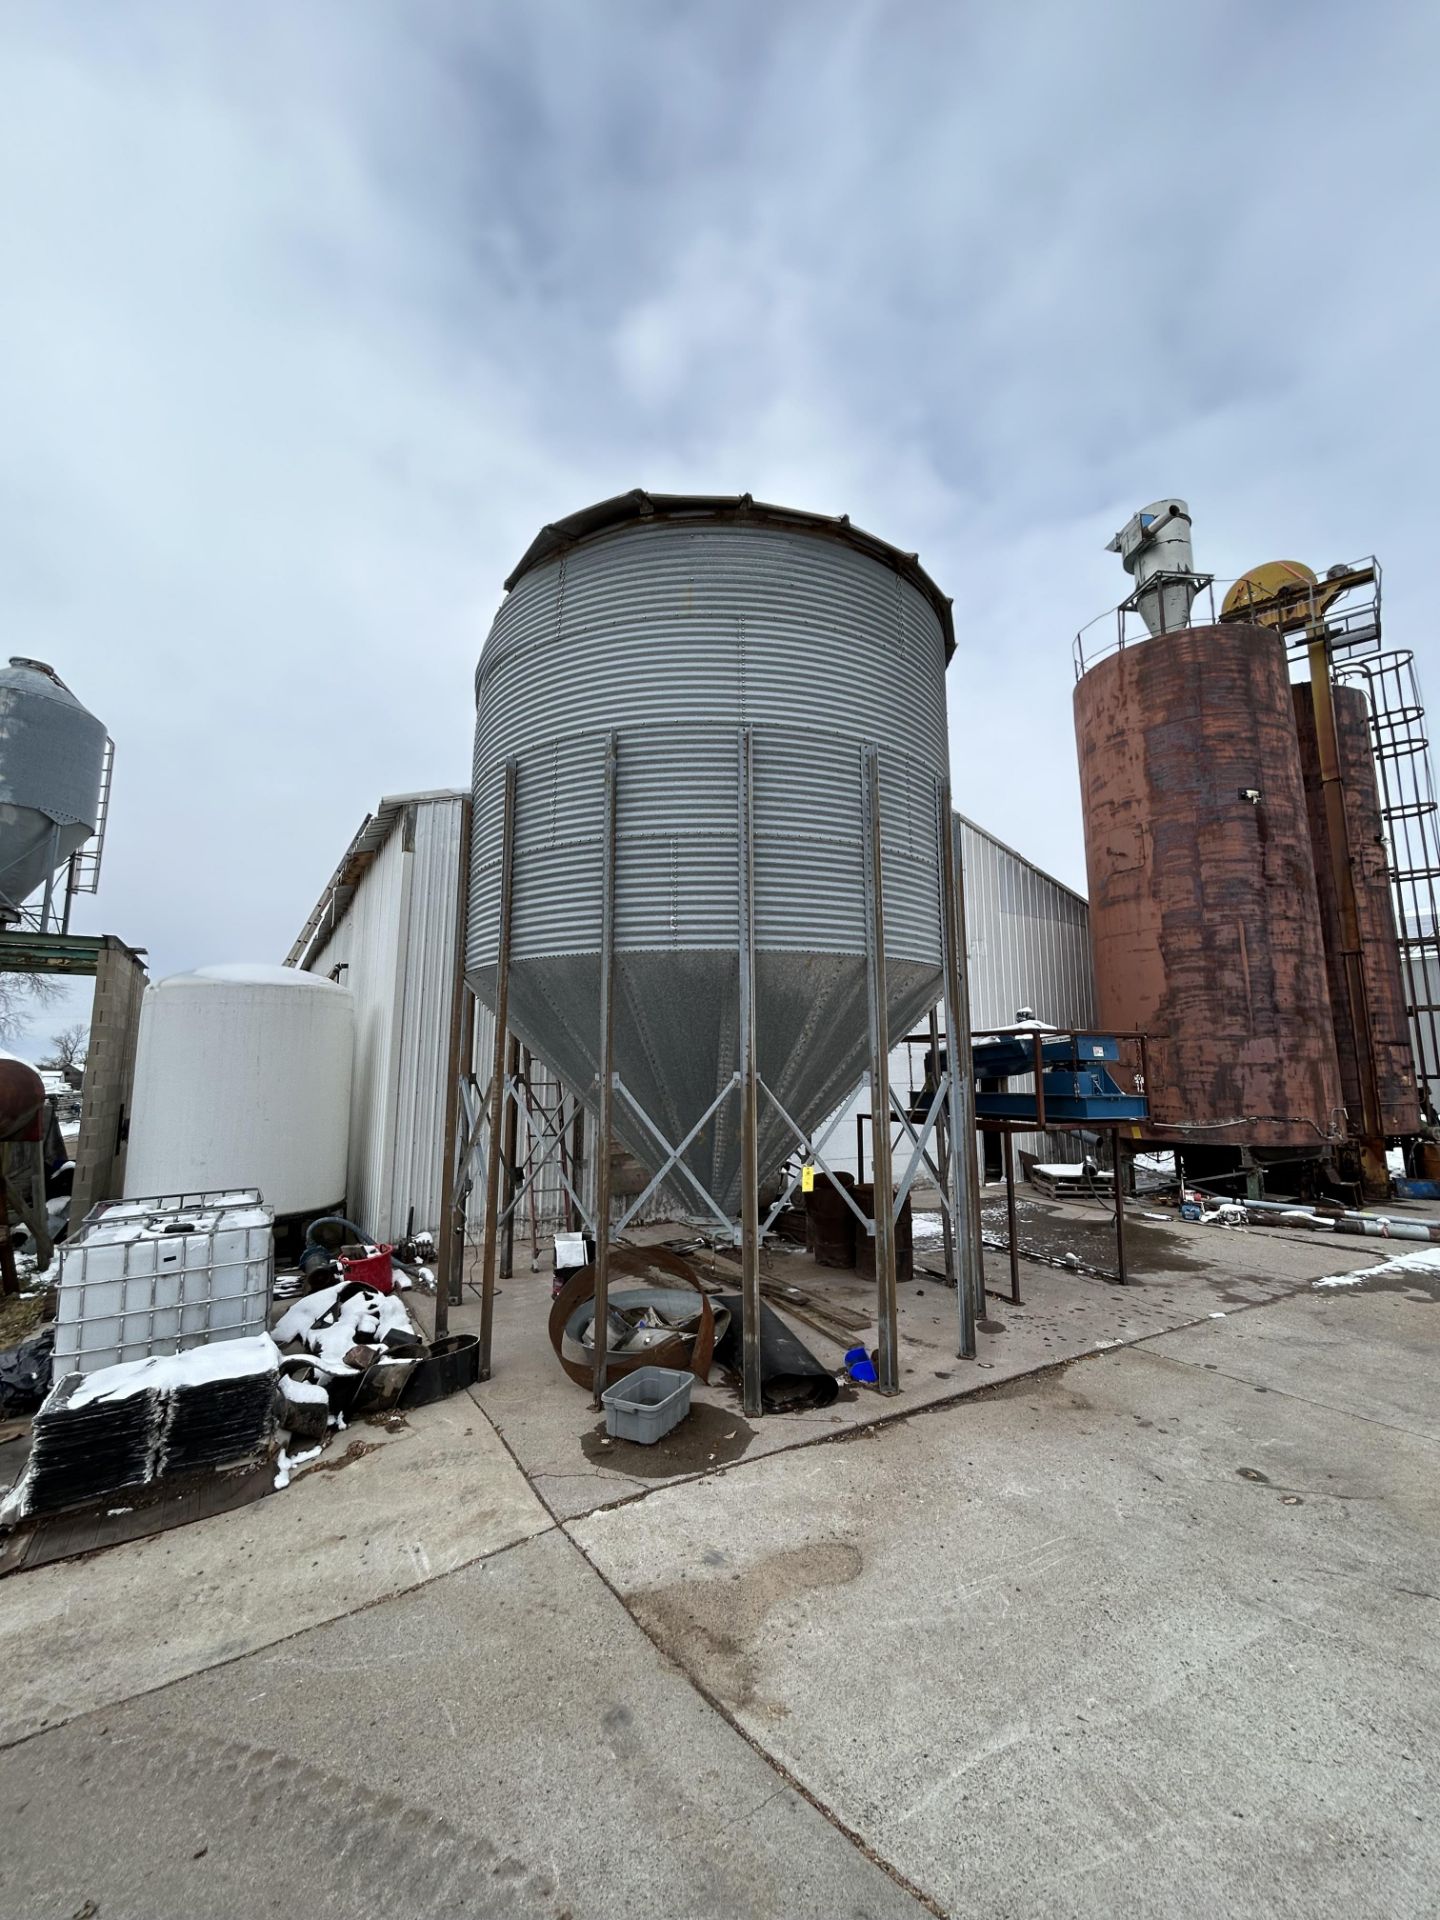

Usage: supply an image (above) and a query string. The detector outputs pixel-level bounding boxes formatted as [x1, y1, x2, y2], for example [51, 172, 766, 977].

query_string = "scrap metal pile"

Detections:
[265, 1226, 479, 1486]
[548, 1239, 854, 1415]
[0, 1208, 475, 1533]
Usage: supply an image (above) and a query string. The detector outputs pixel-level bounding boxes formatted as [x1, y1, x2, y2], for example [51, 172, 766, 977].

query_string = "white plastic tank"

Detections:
[123, 965, 355, 1218]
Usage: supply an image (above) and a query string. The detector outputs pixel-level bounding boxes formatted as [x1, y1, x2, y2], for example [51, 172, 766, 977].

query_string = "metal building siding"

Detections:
[391, 797, 466, 1239]
[307, 821, 410, 1237]
[957, 816, 1095, 1031]
[301, 796, 466, 1240]
[824, 815, 1098, 1178]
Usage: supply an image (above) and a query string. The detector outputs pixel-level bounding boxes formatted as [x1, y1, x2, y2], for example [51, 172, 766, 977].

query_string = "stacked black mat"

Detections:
[11, 1344, 278, 1520]
[22, 1373, 162, 1516]
[162, 1370, 276, 1474]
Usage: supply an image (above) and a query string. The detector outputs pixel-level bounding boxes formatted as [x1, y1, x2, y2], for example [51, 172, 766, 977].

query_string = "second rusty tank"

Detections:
[1074, 621, 1343, 1151]
[1292, 681, 1422, 1136]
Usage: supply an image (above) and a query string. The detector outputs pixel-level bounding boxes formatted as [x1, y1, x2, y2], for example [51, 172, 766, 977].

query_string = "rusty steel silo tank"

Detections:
[1292, 682, 1421, 1135]
[468, 491, 956, 1212]
[1073, 622, 1343, 1148]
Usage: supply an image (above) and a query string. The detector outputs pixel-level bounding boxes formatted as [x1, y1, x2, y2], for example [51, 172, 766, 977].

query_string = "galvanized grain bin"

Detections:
[468, 491, 957, 1211]
[0, 658, 107, 920]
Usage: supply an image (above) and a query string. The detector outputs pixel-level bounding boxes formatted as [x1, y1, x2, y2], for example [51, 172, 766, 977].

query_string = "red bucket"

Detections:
[340, 1245, 395, 1293]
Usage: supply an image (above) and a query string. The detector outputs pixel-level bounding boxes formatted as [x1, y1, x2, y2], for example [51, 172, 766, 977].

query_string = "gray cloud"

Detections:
[2, 0, 1437, 1057]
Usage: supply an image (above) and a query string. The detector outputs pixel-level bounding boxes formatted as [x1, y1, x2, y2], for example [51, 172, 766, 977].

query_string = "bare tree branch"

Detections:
[42, 1022, 89, 1070]
[0, 974, 67, 1045]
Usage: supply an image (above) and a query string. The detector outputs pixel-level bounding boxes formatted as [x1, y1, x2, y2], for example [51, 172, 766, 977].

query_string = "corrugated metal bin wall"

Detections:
[959, 816, 1095, 1033]
[959, 813, 1098, 1172]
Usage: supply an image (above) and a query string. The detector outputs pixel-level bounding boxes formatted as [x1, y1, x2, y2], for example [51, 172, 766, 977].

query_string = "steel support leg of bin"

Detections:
[1003, 1130, 1022, 1305]
[737, 729, 763, 1417]
[1115, 1135, 1128, 1286]
[435, 796, 474, 1338]
[479, 760, 517, 1380]
[863, 746, 900, 1395]
[592, 732, 620, 1408]
[499, 1031, 521, 1281]
[937, 780, 979, 1359]
[929, 1004, 957, 1290]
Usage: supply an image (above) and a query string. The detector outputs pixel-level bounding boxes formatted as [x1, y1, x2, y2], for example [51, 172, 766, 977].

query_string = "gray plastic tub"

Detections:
[600, 1365, 694, 1444]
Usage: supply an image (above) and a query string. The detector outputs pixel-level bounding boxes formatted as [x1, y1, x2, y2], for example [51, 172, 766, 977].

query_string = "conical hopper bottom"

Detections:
[472, 949, 941, 1217]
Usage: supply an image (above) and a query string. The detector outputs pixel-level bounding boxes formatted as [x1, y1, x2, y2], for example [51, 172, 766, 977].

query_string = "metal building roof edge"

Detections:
[955, 810, 1090, 911]
[502, 489, 957, 659]
[285, 789, 468, 971]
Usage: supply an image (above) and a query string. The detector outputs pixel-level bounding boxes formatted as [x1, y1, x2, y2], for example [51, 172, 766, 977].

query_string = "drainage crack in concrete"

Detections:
[1129, 1348, 1440, 1448]
[462, 1402, 948, 1912]
[557, 1514, 950, 1919]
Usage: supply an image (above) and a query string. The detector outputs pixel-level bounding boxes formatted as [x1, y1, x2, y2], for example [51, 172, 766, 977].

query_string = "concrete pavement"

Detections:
[1, 1526, 925, 1920]
[0, 1390, 551, 1747]
[2, 1225, 1435, 1917]
[573, 1282, 1440, 1918]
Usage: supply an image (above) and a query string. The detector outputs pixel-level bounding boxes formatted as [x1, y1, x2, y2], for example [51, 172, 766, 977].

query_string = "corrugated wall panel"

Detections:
[307, 823, 409, 1237]
[390, 797, 465, 1240]
[958, 816, 1094, 1032]
[302, 797, 466, 1241]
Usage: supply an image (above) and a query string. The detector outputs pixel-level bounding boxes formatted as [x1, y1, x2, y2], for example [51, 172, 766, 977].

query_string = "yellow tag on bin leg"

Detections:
[801, 1164, 815, 1193]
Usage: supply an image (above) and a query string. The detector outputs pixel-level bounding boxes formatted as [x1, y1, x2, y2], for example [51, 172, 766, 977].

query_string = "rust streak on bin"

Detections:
[1074, 622, 1343, 1148]
[1293, 681, 1421, 1136]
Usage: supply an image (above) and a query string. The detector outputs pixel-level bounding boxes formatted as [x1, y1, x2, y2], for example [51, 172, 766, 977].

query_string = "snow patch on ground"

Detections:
[1315, 1245, 1440, 1289]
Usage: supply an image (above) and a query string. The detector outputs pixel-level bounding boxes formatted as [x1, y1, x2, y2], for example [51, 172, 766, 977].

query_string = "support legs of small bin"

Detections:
[863, 746, 900, 1397]
[1115, 1135, 1128, 1286]
[479, 759, 517, 1381]
[937, 781, 978, 1361]
[737, 729, 763, 1419]
[930, 1005, 957, 1292]
[499, 1031, 520, 1282]
[592, 731, 620, 1410]
[1003, 1130, 1022, 1304]
[0, 1170, 17, 1299]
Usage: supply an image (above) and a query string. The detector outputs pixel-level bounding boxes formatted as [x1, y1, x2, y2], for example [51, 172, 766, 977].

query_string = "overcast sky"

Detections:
[3, 0, 1438, 1056]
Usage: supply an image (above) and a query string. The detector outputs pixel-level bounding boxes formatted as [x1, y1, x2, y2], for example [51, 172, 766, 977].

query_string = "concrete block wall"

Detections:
[69, 939, 147, 1229]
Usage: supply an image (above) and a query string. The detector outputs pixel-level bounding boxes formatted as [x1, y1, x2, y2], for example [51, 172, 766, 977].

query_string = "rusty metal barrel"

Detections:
[1292, 682, 1421, 1136]
[854, 1185, 913, 1284]
[1074, 622, 1343, 1149]
[805, 1170, 858, 1268]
